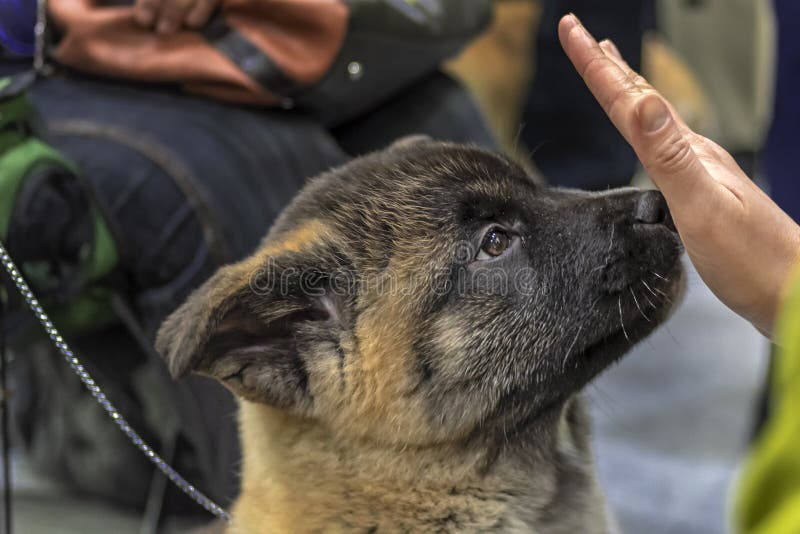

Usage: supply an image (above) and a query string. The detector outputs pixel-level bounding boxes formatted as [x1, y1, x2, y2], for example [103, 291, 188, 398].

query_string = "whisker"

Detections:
[526, 138, 546, 161]
[586, 385, 620, 422]
[640, 282, 657, 308]
[651, 270, 669, 282]
[511, 122, 524, 154]
[561, 323, 585, 371]
[618, 295, 630, 342]
[642, 280, 658, 298]
[629, 287, 650, 321]
[652, 286, 668, 298]
[588, 383, 619, 411]
[664, 325, 683, 349]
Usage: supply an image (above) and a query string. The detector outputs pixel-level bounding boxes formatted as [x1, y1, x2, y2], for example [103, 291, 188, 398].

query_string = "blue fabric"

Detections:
[0, 0, 36, 55]
[521, 0, 654, 190]
[765, 0, 800, 223]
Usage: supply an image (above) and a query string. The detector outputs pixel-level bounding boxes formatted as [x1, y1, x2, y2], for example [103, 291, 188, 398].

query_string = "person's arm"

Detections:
[558, 14, 800, 337]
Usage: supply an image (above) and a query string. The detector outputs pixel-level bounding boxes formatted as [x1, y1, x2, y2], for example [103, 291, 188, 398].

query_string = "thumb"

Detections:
[630, 94, 711, 204]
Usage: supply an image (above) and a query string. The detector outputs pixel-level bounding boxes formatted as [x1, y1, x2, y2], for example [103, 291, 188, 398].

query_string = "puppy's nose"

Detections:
[634, 190, 675, 230]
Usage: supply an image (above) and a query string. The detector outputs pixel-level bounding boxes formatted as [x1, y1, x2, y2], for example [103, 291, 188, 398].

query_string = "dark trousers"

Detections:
[521, 0, 654, 190]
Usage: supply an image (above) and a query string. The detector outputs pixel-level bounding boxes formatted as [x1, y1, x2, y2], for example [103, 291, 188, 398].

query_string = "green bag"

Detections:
[0, 72, 117, 332]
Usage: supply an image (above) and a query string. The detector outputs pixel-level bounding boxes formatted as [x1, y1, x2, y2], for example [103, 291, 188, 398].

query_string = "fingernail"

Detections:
[637, 95, 670, 133]
[569, 15, 596, 45]
[562, 13, 579, 31]
[600, 39, 622, 60]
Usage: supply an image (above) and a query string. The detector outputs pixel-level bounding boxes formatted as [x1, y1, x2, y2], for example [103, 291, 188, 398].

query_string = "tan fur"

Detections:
[157, 140, 683, 533]
[233, 402, 529, 533]
[246, 219, 331, 272]
[312, 254, 468, 445]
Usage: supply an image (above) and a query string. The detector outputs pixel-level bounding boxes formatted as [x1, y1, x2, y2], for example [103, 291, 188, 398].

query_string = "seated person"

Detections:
[0, 0, 495, 522]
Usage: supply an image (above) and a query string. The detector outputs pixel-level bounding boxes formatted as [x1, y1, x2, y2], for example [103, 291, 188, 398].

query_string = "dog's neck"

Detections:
[228, 398, 611, 533]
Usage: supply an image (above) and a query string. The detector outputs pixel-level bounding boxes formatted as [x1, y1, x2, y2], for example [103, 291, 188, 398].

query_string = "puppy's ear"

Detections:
[155, 250, 342, 409]
[156, 262, 249, 379]
[388, 134, 433, 151]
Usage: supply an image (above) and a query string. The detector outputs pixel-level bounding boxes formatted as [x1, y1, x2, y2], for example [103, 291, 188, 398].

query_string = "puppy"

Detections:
[156, 137, 683, 533]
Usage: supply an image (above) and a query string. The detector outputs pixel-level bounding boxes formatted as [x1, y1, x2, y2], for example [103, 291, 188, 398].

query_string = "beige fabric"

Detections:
[657, 0, 776, 152]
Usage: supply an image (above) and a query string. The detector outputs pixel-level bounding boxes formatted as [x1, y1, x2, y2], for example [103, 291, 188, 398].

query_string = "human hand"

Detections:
[558, 14, 800, 337]
[134, 0, 220, 35]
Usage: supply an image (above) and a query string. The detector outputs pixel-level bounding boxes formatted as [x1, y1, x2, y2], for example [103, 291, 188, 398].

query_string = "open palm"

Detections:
[559, 14, 800, 336]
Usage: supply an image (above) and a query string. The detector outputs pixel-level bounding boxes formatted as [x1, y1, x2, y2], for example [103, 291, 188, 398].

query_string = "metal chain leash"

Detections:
[0, 240, 230, 522]
[34, 0, 45, 72]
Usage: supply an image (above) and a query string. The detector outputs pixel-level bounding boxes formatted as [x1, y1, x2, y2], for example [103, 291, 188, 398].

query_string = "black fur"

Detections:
[156, 139, 684, 532]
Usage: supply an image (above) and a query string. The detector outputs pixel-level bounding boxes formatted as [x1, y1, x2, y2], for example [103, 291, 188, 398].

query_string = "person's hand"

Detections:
[558, 14, 800, 337]
[134, 0, 220, 35]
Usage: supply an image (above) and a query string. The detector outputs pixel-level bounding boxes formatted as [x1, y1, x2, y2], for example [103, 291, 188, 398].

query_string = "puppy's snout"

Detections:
[634, 190, 674, 231]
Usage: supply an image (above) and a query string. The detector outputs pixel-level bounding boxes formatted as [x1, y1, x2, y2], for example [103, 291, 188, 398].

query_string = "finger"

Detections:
[186, 0, 217, 28]
[134, 0, 162, 27]
[561, 17, 692, 146]
[559, 16, 713, 204]
[599, 38, 692, 133]
[599, 37, 622, 60]
[558, 15, 645, 143]
[630, 94, 715, 207]
[155, 0, 195, 34]
[598, 39, 645, 85]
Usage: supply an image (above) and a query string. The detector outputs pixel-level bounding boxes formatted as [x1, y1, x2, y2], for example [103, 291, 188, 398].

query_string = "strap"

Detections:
[202, 15, 305, 98]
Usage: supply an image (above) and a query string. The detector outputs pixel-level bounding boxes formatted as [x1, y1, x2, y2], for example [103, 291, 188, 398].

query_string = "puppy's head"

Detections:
[156, 138, 683, 446]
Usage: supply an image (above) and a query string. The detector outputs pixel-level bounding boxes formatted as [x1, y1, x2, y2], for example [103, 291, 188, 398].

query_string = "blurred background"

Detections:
[0, 0, 797, 532]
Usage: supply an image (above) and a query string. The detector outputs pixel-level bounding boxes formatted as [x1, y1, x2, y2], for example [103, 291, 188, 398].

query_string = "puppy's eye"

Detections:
[477, 228, 512, 260]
